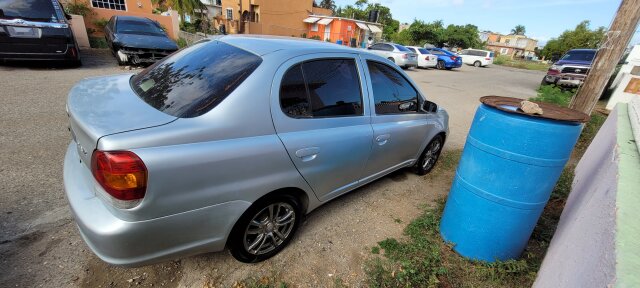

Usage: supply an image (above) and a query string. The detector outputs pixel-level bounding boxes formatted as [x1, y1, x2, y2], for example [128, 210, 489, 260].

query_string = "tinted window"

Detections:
[0, 0, 59, 22]
[382, 44, 394, 51]
[370, 43, 384, 50]
[430, 49, 444, 55]
[367, 61, 419, 114]
[407, 47, 417, 53]
[418, 48, 429, 54]
[280, 59, 363, 118]
[131, 40, 262, 118]
[394, 45, 410, 52]
[280, 64, 310, 117]
[561, 50, 596, 61]
[117, 19, 164, 36]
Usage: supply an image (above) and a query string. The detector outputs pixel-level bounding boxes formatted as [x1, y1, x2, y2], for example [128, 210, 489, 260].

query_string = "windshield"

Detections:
[395, 44, 411, 52]
[0, 0, 60, 22]
[131, 40, 262, 118]
[117, 20, 165, 36]
[561, 50, 596, 62]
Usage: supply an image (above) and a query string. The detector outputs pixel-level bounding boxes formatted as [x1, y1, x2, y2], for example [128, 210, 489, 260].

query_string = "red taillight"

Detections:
[425, 56, 430, 61]
[485, 57, 491, 60]
[450, 56, 456, 61]
[91, 151, 147, 201]
[70, 47, 77, 58]
[403, 54, 408, 59]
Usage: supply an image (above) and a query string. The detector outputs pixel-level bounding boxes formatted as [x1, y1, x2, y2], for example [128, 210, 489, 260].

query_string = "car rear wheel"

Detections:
[413, 135, 443, 175]
[436, 60, 445, 70]
[473, 61, 481, 67]
[229, 194, 302, 263]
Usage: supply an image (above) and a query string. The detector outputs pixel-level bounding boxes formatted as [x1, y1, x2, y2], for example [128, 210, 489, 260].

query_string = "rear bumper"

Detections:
[419, 59, 438, 68]
[63, 143, 251, 266]
[0, 44, 79, 62]
[397, 58, 418, 68]
[447, 61, 462, 68]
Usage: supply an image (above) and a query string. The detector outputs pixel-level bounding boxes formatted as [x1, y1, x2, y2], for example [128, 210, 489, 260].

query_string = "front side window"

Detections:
[131, 40, 262, 118]
[367, 61, 419, 115]
[280, 59, 363, 118]
[91, 0, 126, 11]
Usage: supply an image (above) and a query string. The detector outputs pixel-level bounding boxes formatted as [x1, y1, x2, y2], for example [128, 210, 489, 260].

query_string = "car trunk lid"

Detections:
[67, 74, 177, 167]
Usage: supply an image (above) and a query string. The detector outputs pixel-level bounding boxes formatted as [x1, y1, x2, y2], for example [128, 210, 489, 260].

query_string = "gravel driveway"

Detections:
[0, 49, 545, 287]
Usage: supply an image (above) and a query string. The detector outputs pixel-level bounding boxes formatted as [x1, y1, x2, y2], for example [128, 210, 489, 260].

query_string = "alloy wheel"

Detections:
[243, 202, 296, 255]
[422, 139, 442, 171]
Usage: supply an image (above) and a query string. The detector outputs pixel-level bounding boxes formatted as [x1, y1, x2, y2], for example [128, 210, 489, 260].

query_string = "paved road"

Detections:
[0, 49, 545, 287]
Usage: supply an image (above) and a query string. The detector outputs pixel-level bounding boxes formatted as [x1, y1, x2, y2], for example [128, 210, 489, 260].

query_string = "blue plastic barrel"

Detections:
[440, 96, 588, 262]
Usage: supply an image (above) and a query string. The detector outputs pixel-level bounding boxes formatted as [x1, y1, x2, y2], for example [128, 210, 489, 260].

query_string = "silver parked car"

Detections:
[366, 42, 418, 69]
[63, 35, 449, 266]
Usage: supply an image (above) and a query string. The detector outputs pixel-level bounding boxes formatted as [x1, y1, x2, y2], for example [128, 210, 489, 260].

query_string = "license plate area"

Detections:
[6, 26, 42, 38]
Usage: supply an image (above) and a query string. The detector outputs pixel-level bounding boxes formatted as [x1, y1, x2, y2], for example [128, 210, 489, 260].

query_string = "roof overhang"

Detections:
[368, 24, 383, 33]
[303, 17, 320, 23]
[317, 18, 333, 25]
[355, 22, 369, 30]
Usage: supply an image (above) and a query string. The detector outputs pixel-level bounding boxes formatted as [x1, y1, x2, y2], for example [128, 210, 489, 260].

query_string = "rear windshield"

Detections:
[117, 20, 165, 36]
[0, 0, 60, 22]
[395, 45, 410, 52]
[131, 40, 262, 118]
[418, 48, 429, 54]
[561, 50, 596, 62]
[489, 52, 495, 57]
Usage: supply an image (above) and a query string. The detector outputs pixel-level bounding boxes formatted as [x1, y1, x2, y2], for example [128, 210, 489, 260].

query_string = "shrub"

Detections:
[176, 38, 188, 48]
[63, 1, 93, 16]
[309, 35, 321, 40]
[88, 37, 108, 49]
[530, 85, 576, 107]
[92, 18, 109, 31]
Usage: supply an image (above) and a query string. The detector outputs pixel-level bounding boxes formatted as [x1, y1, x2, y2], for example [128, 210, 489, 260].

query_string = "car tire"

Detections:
[413, 135, 444, 175]
[445, 67, 453, 70]
[473, 61, 481, 67]
[436, 60, 445, 70]
[228, 194, 302, 263]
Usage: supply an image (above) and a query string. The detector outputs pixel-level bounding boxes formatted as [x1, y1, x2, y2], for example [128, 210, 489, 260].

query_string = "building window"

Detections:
[500, 48, 509, 55]
[226, 8, 233, 20]
[215, 0, 222, 5]
[311, 23, 318, 32]
[91, 0, 126, 11]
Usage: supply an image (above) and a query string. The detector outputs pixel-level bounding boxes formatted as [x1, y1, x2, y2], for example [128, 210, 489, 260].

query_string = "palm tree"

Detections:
[152, 0, 204, 23]
[511, 25, 526, 35]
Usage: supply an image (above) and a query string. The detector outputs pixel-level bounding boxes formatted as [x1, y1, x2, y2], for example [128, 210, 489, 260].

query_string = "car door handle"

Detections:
[295, 147, 320, 162]
[375, 134, 390, 145]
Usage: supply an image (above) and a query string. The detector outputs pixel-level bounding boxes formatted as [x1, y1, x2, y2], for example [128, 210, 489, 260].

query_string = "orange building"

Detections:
[62, 0, 179, 39]
[304, 15, 383, 47]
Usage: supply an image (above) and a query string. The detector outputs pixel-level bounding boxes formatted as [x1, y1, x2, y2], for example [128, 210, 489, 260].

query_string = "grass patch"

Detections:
[530, 85, 576, 107]
[232, 275, 288, 288]
[493, 55, 550, 71]
[176, 37, 188, 49]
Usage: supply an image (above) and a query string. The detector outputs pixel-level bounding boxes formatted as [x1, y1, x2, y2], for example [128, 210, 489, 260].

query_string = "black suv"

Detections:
[0, 0, 81, 65]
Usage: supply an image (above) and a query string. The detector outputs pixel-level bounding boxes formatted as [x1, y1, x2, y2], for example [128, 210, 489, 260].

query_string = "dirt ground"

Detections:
[0, 49, 544, 287]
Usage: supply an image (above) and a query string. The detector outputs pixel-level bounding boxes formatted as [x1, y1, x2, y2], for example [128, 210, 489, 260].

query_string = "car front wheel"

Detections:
[413, 135, 443, 175]
[229, 194, 302, 263]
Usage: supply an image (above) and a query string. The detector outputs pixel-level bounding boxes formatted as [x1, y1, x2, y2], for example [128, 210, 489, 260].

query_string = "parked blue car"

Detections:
[424, 48, 462, 70]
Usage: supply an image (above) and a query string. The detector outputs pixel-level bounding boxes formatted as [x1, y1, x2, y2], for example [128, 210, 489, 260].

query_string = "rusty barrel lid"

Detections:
[480, 96, 590, 123]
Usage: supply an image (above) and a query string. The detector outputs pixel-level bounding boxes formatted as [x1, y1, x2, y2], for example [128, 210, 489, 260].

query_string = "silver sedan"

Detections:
[63, 35, 449, 266]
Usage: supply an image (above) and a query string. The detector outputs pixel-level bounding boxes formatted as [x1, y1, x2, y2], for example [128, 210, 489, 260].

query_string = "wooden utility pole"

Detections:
[570, 0, 640, 114]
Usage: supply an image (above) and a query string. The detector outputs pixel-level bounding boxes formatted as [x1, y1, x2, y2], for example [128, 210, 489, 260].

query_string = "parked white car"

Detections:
[458, 49, 494, 67]
[366, 42, 418, 69]
[405, 46, 438, 69]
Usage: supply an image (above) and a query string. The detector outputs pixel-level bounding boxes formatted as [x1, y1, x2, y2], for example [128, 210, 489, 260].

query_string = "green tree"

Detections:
[541, 20, 606, 60]
[152, 0, 204, 23]
[443, 24, 482, 48]
[511, 25, 526, 35]
[319, 0, 336, 12]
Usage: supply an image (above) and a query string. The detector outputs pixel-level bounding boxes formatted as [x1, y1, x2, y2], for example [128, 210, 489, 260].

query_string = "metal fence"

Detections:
[178, 30, 207, 46]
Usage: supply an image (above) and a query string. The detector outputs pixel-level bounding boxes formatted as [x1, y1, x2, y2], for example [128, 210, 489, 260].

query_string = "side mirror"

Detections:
[423, 100, 438, 113]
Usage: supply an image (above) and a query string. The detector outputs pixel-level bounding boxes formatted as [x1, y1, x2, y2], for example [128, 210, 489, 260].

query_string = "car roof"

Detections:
[216, 34, 361, 56]
[115, 15, 153, 22]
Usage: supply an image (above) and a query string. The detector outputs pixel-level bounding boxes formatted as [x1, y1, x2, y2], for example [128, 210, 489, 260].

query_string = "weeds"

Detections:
[493, 55, 550, 71]
[232, 275, 288, 288]
[530, 85, 576, 107]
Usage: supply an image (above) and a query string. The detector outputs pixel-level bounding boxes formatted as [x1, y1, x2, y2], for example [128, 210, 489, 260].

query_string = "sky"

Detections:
[333, 0, 637, 47]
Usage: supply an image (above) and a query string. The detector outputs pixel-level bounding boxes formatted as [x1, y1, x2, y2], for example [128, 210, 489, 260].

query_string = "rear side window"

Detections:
[0, 0, 62, 22]
[131, 40, 262, 118]
[367, 61, 419, 115]
[394, 45, 410, 52]
[280, 59, 363, 118]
